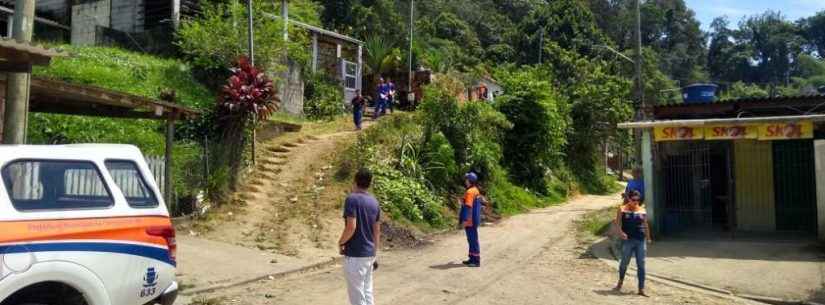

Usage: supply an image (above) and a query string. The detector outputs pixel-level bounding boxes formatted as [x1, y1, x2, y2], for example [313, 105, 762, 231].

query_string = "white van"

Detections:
[0, 145, 177, 305]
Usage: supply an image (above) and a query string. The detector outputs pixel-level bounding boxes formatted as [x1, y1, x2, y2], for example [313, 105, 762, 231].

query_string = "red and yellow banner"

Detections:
[654, 126, 704, 141]
[705, 125, 758, 140]
[654, 121, 815, 142]
[758, 121, 814, 140]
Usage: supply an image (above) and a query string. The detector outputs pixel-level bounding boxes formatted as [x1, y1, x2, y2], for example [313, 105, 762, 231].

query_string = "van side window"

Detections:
[104, 160, 159, 208]
[1, 160, 114, 211]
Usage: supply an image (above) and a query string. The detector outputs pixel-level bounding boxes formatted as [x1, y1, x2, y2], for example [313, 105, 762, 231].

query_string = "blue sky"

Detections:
[685, 0, 825, 30]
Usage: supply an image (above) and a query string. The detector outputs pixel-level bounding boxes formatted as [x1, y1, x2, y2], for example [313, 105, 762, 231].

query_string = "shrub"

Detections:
[495, 68, 569, 194]
[421, 132, 459, 194]
[304, 73, 345, 120]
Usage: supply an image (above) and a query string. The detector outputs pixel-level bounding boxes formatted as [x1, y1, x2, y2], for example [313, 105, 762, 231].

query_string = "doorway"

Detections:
[658, 141, 733, 236]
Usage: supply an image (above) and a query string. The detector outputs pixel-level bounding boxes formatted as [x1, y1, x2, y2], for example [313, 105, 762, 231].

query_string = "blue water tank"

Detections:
[682, 83, 719, 104]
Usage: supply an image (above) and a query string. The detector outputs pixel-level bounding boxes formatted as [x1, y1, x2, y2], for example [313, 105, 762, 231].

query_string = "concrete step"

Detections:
[266, 146, 290, 153]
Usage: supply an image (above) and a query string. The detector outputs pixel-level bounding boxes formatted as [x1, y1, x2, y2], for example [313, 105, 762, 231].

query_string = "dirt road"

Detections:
[188, 194, 753, 305]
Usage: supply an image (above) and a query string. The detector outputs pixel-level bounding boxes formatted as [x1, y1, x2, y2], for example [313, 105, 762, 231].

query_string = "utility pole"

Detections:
[538, 28, 544, 65]
[247, 0, 255, 66]
[3, 0, 35, 144]
[246, 0, 256, 165]
[633, 0, 645, 165]
[282, 0, 288, 42]
[634, 0, 644, 114]
[408, 0, 414, 99]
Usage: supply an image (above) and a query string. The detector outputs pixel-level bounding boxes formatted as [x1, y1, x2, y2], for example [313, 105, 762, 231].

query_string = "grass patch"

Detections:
[575, 206, 618, 241]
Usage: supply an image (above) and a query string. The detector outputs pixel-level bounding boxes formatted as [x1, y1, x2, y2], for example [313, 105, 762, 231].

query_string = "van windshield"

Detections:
[1, 160, 114, 211]
[104, 160, 159, 208]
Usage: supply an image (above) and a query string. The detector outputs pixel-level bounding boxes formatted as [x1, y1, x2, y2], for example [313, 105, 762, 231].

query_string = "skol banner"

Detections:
[654, 126, 704, 141]
[704, 125, 758, 140]
[758, 121, 814, 140]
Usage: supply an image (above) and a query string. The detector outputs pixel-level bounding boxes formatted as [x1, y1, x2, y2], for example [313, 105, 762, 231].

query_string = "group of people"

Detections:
[350, 77, 397, 130]
[337, 169, 485, 305]
[336, 167, 650, 305]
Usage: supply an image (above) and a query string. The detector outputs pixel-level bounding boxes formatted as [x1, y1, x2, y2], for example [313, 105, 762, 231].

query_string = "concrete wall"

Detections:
[109, 0, 144, 33]
[278, 61, 305, 116]
[815, 140, 825, 240]
[71, 0, 111, 45]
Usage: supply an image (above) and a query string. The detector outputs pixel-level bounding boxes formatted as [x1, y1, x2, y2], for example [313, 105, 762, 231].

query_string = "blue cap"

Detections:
[465, 172, 478, 183]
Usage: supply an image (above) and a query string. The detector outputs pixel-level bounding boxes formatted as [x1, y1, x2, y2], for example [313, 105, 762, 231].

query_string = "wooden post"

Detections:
[165, 112, 175, 208]
[311, 32, 318, 73]
[3, 0, 35, 144]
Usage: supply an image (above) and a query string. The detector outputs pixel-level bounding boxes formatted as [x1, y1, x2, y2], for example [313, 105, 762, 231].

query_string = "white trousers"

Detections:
[343, 256, 375, 305]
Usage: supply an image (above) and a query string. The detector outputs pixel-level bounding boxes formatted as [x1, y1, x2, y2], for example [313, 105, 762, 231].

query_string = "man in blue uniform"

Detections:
[459, 172, 483, 267]
[373, 78, 389, 120]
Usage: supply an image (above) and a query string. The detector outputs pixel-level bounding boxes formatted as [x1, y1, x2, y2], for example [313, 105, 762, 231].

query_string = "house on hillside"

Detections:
[0, 0, 199, 51]
[264, 14, 364, 115]
[619, 95, 825, 241]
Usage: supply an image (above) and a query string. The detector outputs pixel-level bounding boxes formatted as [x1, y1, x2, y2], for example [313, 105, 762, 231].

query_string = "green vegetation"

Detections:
[176, 0, 317, 72]
[28, 45, 213, 210]
[303, 73, 345, 120]
[575, 206, 618, 240]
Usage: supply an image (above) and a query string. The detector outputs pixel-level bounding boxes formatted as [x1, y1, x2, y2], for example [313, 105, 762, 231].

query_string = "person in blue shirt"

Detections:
[373, 78, 389, 120]
[623, 168, 644, 203]
[339, 168, 381, 305]
[386, 78, 396, 114]
[458, 172, 483, 267]
[351, 90, 366, 130]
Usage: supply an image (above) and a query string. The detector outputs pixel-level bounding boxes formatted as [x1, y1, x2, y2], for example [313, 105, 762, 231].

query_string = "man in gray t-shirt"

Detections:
[338, 168, 381, 305]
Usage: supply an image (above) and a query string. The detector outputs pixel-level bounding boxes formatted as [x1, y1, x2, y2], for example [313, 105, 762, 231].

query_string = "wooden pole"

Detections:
[165, 112, 175, 208]
[247, 0, 257, 165]
[3, 0, 35, 144]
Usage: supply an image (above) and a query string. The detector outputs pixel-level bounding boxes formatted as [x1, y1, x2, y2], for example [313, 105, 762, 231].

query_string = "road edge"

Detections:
[180, 256, 341, 297]
[589, 237, 784, 305]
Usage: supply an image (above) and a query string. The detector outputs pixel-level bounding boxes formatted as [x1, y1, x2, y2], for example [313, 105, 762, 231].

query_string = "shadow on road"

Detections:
[429, 262, 467, 270]
[592, 288, 633, 297]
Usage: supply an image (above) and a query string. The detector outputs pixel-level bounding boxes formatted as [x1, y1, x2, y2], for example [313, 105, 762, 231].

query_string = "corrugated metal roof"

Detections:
[656, 94, 825, 108]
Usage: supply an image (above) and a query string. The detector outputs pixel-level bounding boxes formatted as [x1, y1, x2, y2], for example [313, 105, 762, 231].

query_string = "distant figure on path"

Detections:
[339, 168, 382, 305]
[614, 190, 652, 297]
[458, 172, 483, 267]
[373, 78, 389, 120]
[387, 78, 396, 113]
[623, 168, 644, 203]
[351, 90, 366, 130]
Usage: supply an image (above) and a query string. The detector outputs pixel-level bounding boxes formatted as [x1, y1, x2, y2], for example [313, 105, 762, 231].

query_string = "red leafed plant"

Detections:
[218, 56, 279, 120]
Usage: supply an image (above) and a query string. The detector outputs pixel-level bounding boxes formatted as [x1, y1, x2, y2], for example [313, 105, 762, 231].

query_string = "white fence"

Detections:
[7, 156, 166, 200]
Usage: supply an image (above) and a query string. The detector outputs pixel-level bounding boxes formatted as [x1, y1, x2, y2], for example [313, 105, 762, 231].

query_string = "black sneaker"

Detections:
[462, 260, 472, 265]
[466, 262, 480, 267]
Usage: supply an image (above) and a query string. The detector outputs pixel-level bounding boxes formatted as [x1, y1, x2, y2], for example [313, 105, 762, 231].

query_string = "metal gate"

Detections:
[773, 140, 818, 233]
[658, 142, 714, 234]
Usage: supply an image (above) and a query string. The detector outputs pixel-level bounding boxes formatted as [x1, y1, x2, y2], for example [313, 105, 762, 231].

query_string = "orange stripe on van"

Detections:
[0, 216, 171, 247]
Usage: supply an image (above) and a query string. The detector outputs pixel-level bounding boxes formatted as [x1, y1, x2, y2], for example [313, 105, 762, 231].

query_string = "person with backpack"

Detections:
[458, 172, 483, 267]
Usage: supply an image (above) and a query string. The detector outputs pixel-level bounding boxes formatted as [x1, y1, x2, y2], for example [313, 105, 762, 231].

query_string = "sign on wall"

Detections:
[654, 121, 815, 142]
[654, 126, 704, 141]
[705, 125, 758, 140]
[758, 122, 814, 140]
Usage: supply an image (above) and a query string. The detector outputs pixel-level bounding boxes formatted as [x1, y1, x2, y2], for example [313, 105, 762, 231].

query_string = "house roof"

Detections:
[264, 13, 363, 45]
[0, 75, 200, 120]
[652, 94, 825, 120]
